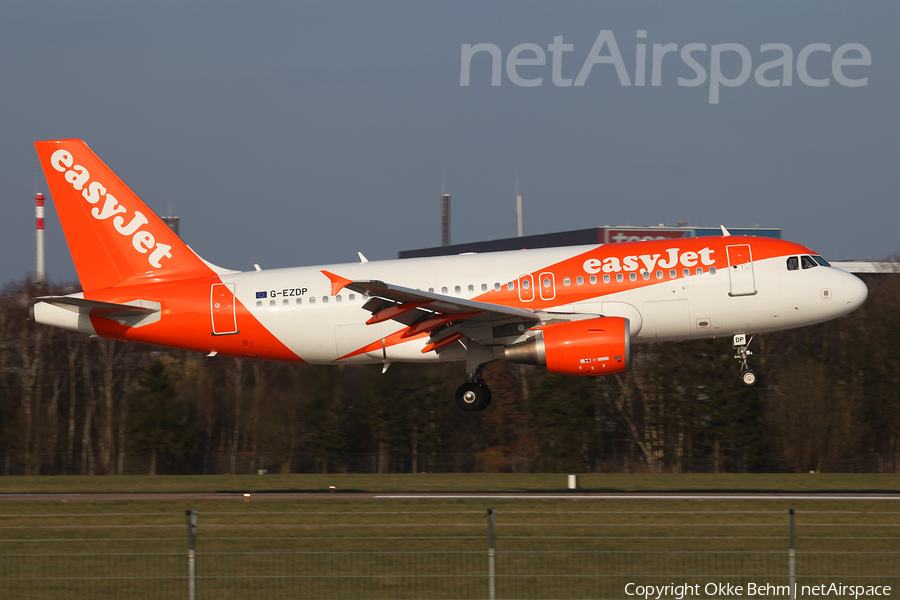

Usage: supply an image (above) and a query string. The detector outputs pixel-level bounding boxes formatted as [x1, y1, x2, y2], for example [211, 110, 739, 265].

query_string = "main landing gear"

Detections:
[455, 340, 495, 412]
[455, 378, 492, 412]
[733, 333, 758, 387]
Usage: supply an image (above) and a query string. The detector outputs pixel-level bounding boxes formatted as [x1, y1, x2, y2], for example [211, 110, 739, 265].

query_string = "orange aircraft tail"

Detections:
[34, 139, 215, 290]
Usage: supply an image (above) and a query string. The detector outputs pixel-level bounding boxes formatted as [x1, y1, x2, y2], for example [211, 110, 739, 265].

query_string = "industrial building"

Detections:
[399, 225, 781, 259]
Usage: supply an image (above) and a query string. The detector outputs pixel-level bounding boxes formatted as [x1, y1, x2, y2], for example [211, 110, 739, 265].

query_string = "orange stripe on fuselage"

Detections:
[335, 327, 429, 362]
[470, 236, 810, 310]
[84, 278, 305, 362]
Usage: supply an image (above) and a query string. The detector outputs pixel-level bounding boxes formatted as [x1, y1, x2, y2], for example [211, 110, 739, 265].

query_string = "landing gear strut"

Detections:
[733, 334, 757, 387]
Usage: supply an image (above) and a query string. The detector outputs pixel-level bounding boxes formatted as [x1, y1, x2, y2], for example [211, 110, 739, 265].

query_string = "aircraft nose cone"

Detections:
[842, 272, 868, 313]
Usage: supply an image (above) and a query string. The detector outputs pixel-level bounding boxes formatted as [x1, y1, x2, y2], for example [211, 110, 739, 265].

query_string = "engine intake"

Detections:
[505, 317, 632, 376]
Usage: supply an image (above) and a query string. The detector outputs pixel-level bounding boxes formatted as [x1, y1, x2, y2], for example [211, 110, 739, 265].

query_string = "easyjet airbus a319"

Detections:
[31, 140, 868, 411]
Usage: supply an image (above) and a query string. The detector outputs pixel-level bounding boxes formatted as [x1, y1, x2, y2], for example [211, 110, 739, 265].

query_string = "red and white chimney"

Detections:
[35, 192, 45, 285]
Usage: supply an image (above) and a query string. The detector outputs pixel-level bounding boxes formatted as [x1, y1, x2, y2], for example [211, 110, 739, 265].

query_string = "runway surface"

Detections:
[2, 492, 900, 502]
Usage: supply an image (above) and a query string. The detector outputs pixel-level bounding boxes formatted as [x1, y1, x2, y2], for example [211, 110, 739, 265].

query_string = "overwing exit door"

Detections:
[211, 283, 239, 335]
[538, 272, 556, 301]
[726, 244, 756, 296]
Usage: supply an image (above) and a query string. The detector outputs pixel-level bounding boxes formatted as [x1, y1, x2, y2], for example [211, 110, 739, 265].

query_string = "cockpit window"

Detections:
[786, 256, 799, 271]
[812, 255, 830, 267]
[801, 255, 817, 269]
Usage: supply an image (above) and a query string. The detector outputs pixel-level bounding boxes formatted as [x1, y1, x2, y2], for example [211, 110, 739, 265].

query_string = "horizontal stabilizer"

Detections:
[34, 296, 160, 318]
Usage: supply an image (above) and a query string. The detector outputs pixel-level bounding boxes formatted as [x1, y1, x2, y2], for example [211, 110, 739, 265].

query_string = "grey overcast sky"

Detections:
[1, 1, 897, 287]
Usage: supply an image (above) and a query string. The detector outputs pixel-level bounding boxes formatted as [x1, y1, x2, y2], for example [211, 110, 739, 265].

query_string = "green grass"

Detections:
[1, 472, 900, 494]
[0, 498, 898, 553]
[1, 498, 897, 599]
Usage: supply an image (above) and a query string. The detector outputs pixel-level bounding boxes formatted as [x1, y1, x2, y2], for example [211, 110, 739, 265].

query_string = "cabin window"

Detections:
[283, 298, 289, 307]
[468, 284, 474, 293]
[616, 273, 624, 283]
[577, 276, 584, 285]
[441, 286, 448, 294]
[494, 282, 501, 291]
[710, 267, 717, 275]
[507, 281, 515, 290]
[696, 267, 703, 276]
[269, 300, 276, 308]
[603, 274, 610, 284]
[348, 294, 354, 302]
[455, 285, 461, 294]
[296, 297, 303, 305]
[642, 271, 650, 280]
[656, 270, 663, 279]
[309, 297, 315, 305]
[683, 268, 690, 277]
[590, 275, 598, 284]
[482, 283, 488, 292]
[335, 295, 342, 303]
[563, 277, 571, 286]
[256, 301, 262, 309]
[521, 279, 530, 289]
[629, 272, 637, 281]
[669, 269, 677, 279]
[322, 296, 329, 304]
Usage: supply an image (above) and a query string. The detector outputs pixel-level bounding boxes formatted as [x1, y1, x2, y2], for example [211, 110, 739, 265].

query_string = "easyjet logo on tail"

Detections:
[583, 247, 715, 274]
[50, 149, 172, 269]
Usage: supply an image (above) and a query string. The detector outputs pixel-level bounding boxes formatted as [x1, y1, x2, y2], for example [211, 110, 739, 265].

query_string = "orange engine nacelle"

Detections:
[505, 317, 632, 376]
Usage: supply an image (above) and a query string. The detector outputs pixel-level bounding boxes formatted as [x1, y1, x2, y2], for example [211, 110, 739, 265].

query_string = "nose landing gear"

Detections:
[733, 333, 757, 387]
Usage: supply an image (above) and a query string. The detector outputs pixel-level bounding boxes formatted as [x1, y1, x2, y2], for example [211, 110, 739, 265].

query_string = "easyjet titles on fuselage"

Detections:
[583, 246, 715, 275]
[49, 149, 173, 269]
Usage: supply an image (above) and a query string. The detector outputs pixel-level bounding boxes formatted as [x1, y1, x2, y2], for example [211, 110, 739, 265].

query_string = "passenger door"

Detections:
[211, 283, 239, 335]
[726, 244, 756, 296]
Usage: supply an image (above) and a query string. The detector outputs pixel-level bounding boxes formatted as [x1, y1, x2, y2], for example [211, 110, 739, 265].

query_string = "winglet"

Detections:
[720, 225, 731, 237]
[321, 270, 353, 296]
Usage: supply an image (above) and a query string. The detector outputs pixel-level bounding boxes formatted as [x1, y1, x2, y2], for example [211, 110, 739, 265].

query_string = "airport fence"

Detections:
[1, 507, 898, 599]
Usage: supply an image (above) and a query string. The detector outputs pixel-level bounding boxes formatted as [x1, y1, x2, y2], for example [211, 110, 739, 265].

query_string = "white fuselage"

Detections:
[219, 243, 866, 365]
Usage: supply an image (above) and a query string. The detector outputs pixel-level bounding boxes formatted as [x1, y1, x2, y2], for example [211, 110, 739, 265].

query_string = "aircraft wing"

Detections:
[323, 271, 542, 350]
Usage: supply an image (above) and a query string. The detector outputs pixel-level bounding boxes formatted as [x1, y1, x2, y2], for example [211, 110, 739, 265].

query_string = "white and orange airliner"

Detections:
[31, 139, 868, 411]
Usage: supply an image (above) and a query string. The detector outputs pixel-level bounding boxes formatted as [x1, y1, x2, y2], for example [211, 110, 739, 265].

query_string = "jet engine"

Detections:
[505, 316, 632, 376]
